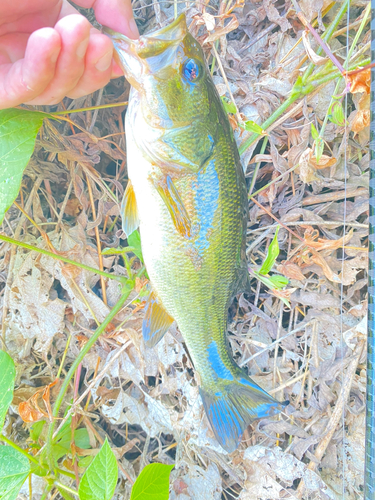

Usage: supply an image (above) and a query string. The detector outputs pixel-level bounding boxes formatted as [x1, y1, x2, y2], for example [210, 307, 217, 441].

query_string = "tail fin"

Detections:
[200, 379, 287, 452]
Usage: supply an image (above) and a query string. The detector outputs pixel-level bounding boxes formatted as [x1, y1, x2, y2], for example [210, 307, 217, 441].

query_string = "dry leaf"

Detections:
[18, 380, 58, 423]
[352, 109, 370, 136]
[62, 197, 82, 217]
[202, 12, 215, 31]
[204, 16, 239, 44]
[277, 261, 305, 281]
[305, 227, 354, 250]
[348, 67, 370, 94]
[302, 30, 328, 65]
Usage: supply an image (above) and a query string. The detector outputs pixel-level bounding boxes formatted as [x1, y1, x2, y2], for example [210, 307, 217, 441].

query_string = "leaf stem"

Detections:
[50, 102, 128, 116]
[0, 234, 124, 283]
[55, 481, 79, 497]
[0, 434, 39, 465]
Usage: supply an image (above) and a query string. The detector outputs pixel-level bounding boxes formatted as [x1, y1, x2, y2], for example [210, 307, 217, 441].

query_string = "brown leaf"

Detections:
[348, 67, 370, 95]
[309, 154, 337, 169]
[310, 253, 341, 283]
[298, 148, 317, 183]
[305, 228, 354, 250]
[277, 261, 305, 281]
[62, 197, 82, 217]
[351, 109, 370, 136]
[204, 15, 239, 44]
[302, 31, 328, 65]
[18, 380, 58, 423]
[18, 401, 46, 423]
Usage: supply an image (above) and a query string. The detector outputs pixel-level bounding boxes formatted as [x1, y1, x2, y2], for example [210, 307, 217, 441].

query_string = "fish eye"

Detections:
[182, 58, 201, 82]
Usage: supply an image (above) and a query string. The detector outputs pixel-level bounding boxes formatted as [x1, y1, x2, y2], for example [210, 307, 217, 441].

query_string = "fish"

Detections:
[105, 14, 287, 452]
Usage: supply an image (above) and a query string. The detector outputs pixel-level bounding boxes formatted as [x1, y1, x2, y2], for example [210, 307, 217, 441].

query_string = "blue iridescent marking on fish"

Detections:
[194, 158, 219, 254]
[207, 341, 234, 381]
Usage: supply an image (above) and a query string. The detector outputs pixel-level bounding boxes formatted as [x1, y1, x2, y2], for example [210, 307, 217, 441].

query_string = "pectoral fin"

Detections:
[121, 180, 139, 237]
[142, 291, 174, 347]
[154, 175, 192, 239]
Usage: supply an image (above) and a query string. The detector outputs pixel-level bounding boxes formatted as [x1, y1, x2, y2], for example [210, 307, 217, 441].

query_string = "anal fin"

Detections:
[121, 180, 139, 237]
[142, 291, 174, 348]
[154, 175, 192, 239]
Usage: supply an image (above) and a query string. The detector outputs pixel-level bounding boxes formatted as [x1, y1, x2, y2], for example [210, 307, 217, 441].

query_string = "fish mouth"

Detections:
[104, 13, 187, 59]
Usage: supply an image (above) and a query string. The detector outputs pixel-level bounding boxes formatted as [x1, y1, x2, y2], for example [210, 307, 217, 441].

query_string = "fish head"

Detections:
[105, 14, 213, 128]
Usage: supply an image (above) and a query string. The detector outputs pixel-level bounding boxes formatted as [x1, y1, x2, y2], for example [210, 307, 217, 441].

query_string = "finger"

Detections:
[72, 0, 139, 38]
[66, 32, 113, 99]
[0, 28, 61, 109]
[26, 14, 91, 105]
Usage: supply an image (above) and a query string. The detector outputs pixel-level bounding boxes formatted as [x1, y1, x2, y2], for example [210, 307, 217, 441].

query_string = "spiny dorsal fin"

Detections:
[143, 291, 174, 348]
[154, 175, 192, 239]
[121, 180, 139, 238]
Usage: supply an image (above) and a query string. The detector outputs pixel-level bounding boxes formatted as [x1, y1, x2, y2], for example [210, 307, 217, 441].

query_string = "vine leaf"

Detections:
[0, 446, 30, 500]
[130, 463, 174, 500]
[0, 350, 16, 433]
[78, 438, 118, 500]
[0, 108, 47, 224]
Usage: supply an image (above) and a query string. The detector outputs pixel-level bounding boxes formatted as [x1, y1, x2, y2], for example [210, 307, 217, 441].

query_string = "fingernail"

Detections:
[95, 49, 113, 72]
[76, 38, 89, 58]
[128, 18, 139, 39]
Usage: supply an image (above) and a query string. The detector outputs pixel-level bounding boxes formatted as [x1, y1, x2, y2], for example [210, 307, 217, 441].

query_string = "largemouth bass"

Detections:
[106, 14, 286, 452]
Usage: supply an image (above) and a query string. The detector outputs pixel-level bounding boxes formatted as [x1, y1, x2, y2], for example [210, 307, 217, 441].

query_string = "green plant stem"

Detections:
[249, 163, 299, 199]
[55, 481, 79, 497]
[239, 94, 298, 154]
[0, 434, 75, 480]
[1, 434, 77, 481]
[248, 136, 268, 195]
[301, 0, 349, 84]
[239, 1, 351, 155]
[239, 53, 370, 156]
[0, 234, 123, 283]
[40, 483, 54, 500]
[317, 6, 371, 145]
[345, 2, 370, 67]
[45, 293, 129, 468]
[51, 102, 128, 116]
[0, 434, 39, 465]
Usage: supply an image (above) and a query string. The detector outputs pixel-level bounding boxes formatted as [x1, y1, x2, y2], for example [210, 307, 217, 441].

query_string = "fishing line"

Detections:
[338, 1, 350, 496]
[365, 1, 375, 498]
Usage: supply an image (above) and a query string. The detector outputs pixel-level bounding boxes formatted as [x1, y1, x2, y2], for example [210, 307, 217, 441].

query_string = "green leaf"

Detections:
[267, 275, 289, 289]
[259, 227, 280, 275]
[30, 421, 45, 443]
[0, 446, 30, 500]
[78, 455, 94, 469]
[52, 427, 91, 462]
[241, 121, 264, 135]
[78, 438, 118, 500]
[220, 96, 237, 114]
[130, 463, 174, 500]
[310, 123, 319, 140]
[328, 101, 347, 126]
[0, 109, 46, 224]
[127, 230, 144, 263]
[0, 351, 16, 433]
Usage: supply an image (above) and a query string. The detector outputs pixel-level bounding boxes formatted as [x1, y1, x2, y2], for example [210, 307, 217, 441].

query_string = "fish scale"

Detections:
[106, 13, 287, 452]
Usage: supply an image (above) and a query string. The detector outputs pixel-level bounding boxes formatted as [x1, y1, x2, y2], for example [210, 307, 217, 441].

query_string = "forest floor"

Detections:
[1, 0, 370, 498]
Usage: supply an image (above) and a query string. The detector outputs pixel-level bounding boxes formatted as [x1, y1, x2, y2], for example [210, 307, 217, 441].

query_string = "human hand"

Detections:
[0, 0, 138, 109]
